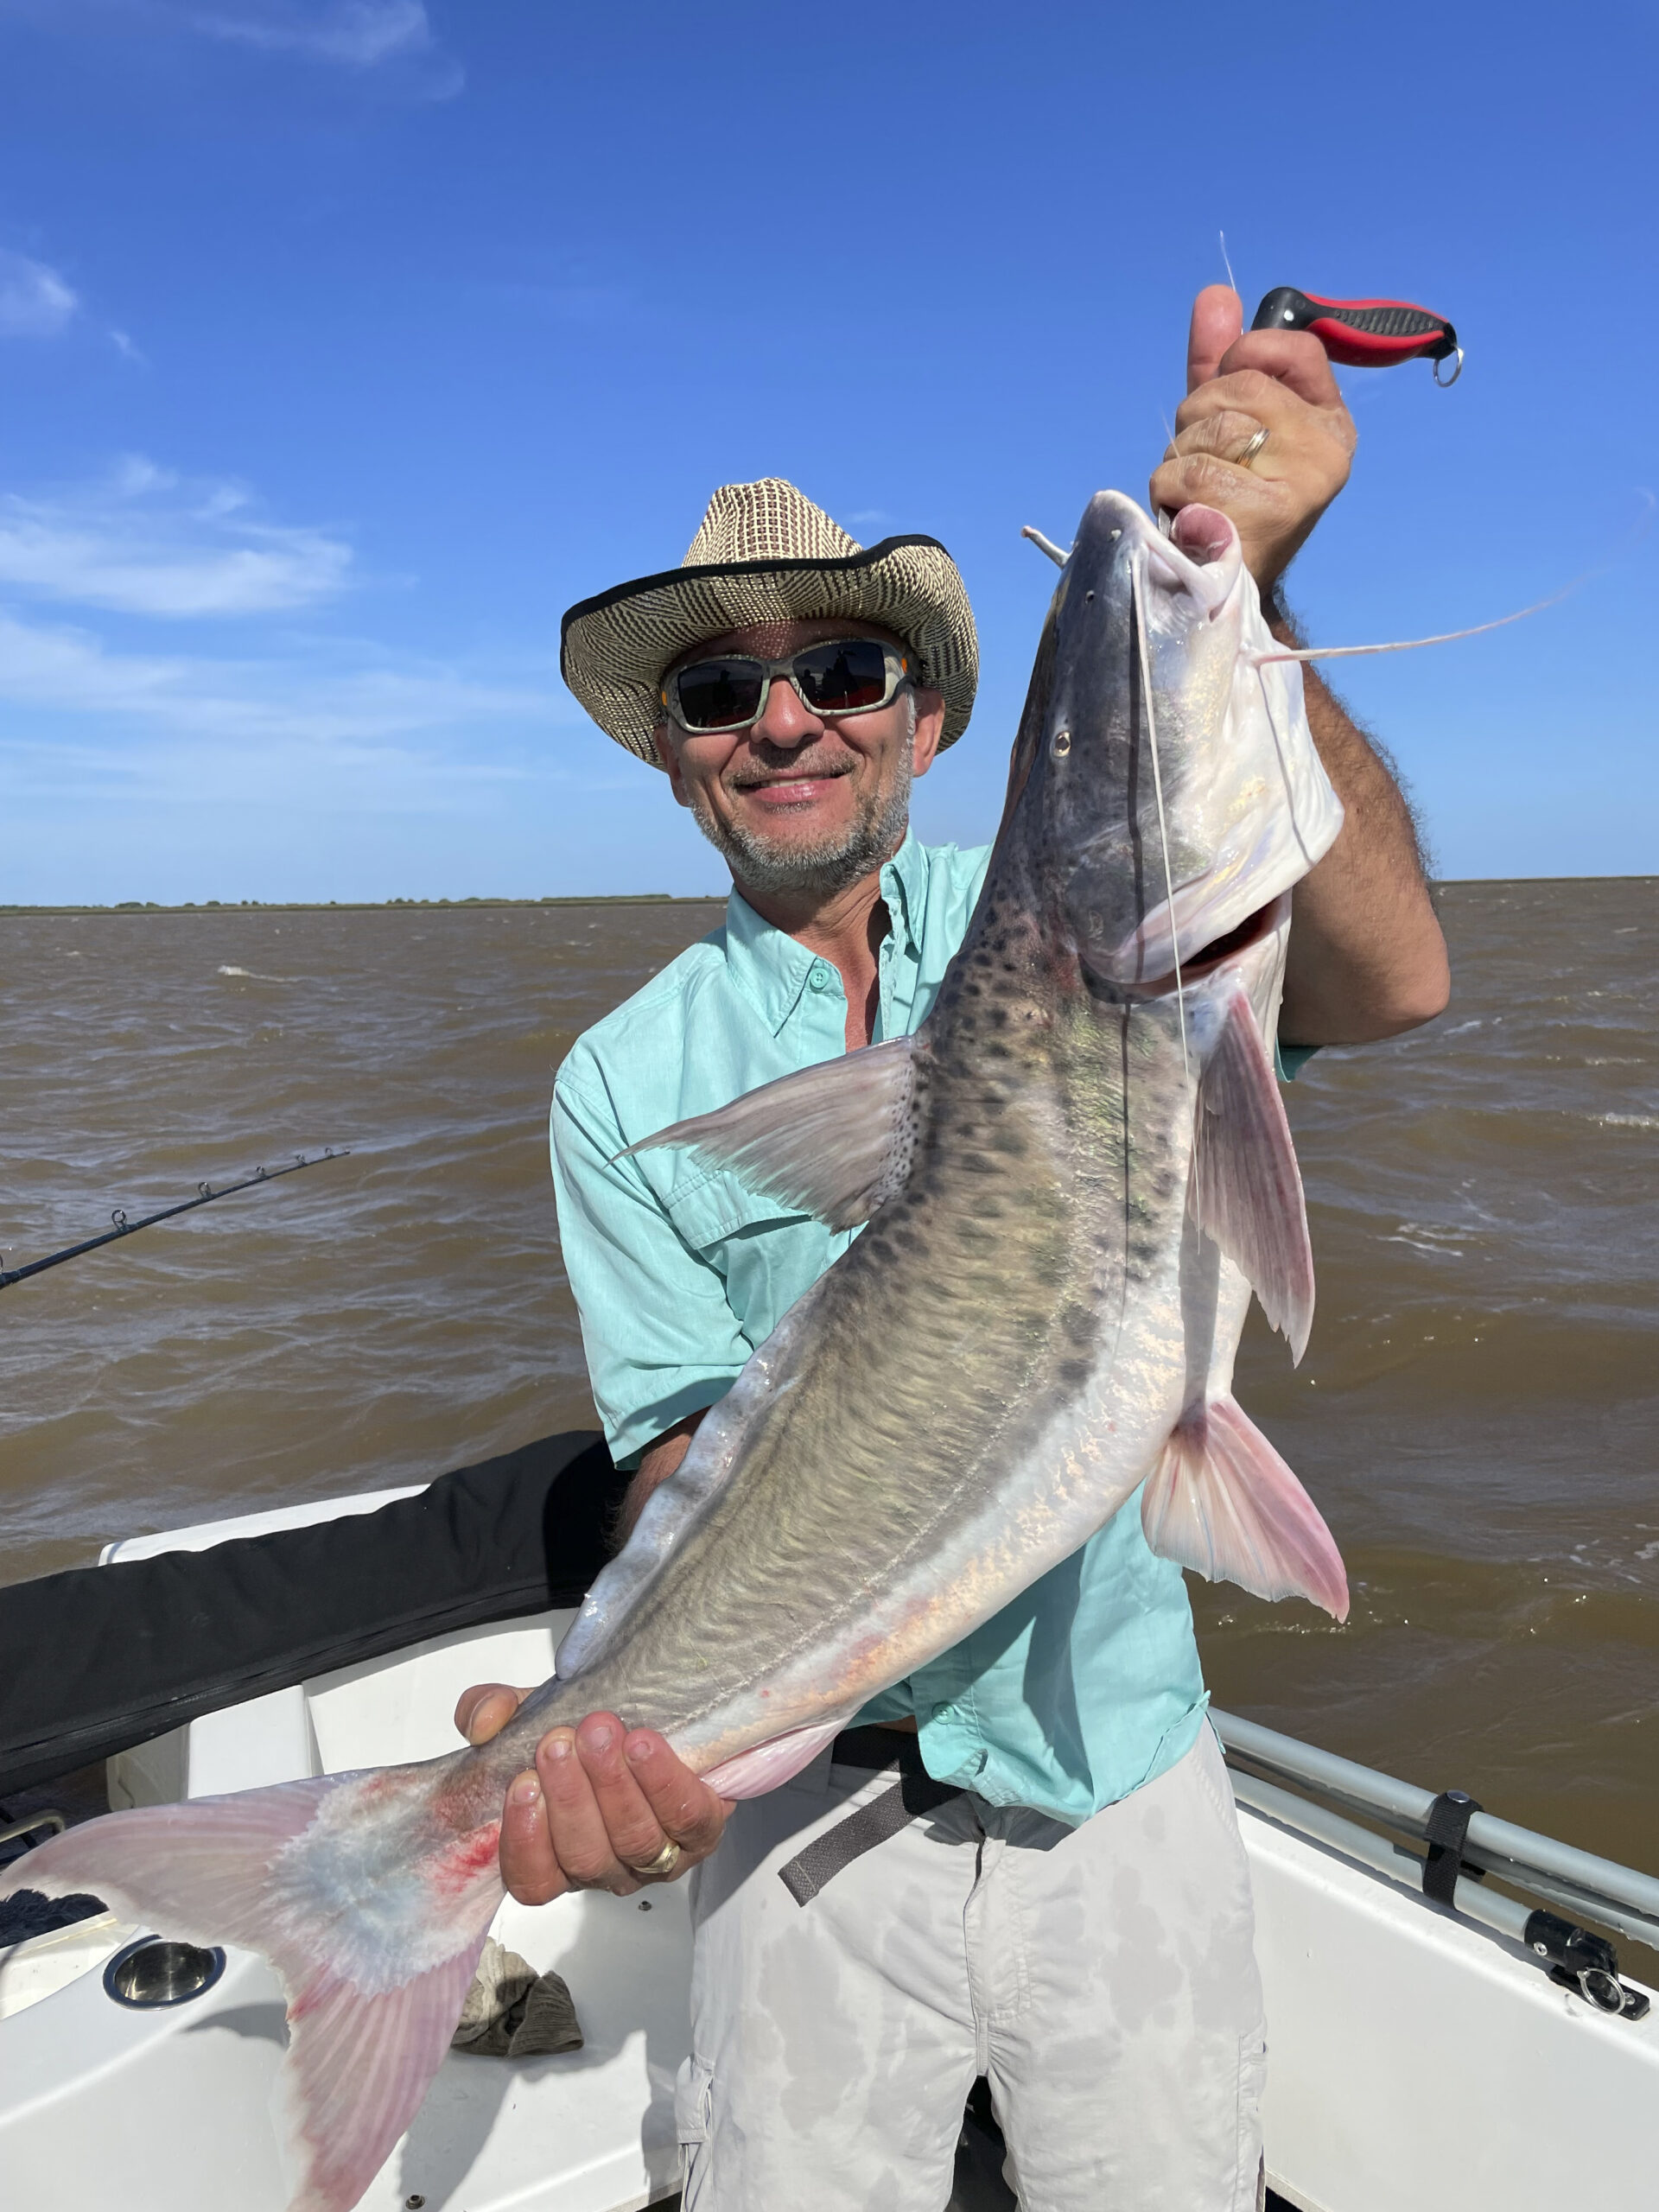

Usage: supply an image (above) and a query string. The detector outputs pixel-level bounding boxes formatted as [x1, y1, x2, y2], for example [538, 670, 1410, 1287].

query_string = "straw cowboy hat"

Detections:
[560, 478, 979, 766]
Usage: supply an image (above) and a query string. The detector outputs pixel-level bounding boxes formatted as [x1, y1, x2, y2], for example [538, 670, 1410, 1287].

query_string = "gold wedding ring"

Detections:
[633, 1838, 683, 1878]
[1234, 426, 1269, 469]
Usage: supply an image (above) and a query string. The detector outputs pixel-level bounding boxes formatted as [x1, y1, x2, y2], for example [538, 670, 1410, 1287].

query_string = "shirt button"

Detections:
[930, 1701, 957, 1726]
[808, 963, 831, 992]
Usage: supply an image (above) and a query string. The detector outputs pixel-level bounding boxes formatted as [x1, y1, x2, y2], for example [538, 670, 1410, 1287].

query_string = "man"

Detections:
[458, 287, 1450, 2209]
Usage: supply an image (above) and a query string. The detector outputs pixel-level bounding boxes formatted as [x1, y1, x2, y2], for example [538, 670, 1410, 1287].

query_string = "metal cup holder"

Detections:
[102, 1934, 226, 2009]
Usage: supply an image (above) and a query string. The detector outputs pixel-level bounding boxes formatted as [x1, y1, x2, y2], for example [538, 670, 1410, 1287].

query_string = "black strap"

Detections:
[778, 1730, 963, 1906]
[1421, 1789, 1482, 1906]
[822, 1723, 933, 1775]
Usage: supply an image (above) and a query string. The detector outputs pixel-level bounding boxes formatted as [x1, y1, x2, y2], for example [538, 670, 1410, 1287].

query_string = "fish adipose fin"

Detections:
[0, 1770, 504, 2212]
[618, 1034, 918, 1231]
[1142, 1395, 1350, 1620]
[1192, 988, 1314, 1363]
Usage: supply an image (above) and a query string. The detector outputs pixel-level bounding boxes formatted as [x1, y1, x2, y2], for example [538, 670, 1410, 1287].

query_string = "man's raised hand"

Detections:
[455, 1681, 732, 1905]
[1148, 283, 1357, 593]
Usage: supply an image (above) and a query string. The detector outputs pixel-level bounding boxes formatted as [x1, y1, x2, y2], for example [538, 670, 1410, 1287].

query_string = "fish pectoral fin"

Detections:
[1192, 988, 1314, 1363]
[616, 1034, 918, 1230]
[1142, 1395, 1349, 1620]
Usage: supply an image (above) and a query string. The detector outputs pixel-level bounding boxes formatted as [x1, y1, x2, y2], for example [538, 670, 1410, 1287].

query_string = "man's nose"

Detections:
[752, 668, 820, 748]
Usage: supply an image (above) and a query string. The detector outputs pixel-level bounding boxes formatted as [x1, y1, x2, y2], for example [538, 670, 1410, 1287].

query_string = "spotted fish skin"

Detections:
[463, 487, 1351, 1797]
[0, 491, 1350, 2212]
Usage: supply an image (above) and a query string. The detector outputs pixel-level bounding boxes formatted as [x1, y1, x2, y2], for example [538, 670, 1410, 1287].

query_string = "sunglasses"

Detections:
[662, 638, 913, 735]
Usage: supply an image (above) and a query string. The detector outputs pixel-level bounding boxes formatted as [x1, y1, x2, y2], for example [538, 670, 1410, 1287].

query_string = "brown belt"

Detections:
[777, 1725, 964, 1908]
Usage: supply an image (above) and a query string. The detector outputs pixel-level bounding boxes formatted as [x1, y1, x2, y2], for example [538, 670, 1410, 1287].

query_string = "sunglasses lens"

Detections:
[675, 658, 766, 731]
[794, 639, 893, 715]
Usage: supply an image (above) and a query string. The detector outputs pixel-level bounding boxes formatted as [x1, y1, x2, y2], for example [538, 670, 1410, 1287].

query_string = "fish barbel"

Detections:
[4, 491, 1349, 2210]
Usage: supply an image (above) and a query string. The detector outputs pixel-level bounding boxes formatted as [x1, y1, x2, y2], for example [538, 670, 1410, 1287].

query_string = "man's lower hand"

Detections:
[454, 1681, 732, 1905]
[1147, 283, 1357, 594]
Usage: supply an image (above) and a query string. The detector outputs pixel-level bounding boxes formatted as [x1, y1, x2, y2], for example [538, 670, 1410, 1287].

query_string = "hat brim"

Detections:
[560, 535, 978, 764]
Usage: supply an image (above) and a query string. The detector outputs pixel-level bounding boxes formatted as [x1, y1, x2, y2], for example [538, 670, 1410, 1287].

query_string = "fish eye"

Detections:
[1052, 730, 1071, 759]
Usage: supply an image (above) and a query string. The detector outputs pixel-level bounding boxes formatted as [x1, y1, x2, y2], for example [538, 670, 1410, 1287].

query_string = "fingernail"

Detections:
[543, 1733, 573, 1762]
[586, 1723, 615, 1753]
[511, 1771, 541, 1807]
[625, 1734, 653, 1765]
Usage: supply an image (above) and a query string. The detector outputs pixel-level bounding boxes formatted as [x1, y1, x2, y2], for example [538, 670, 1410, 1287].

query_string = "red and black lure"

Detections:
[1251, 288, 1462, 384]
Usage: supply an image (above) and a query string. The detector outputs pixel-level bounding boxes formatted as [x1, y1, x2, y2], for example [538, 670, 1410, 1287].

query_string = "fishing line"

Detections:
[1218, 229, 1240, 301]
[1130, 554, 1191, 1095]
[1020, 523, 1194, 1096]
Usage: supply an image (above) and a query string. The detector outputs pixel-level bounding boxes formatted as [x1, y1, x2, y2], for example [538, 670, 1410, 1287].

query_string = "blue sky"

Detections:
[0, 0, 1653, 902]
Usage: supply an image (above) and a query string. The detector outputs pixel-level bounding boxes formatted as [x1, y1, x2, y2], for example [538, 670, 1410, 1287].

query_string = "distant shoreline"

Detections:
[1, 877, 1651, 917]
[0, 893, 728, 916]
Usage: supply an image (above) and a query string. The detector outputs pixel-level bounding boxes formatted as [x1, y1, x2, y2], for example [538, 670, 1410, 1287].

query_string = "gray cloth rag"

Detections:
[451, 1934, 583, 2058]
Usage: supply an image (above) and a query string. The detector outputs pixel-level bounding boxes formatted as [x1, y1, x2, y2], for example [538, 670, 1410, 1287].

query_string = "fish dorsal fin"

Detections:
[555, 1277, 831, 1681]
[618, 1034, 919, 1231]
[1192, 989, 1314, 1363]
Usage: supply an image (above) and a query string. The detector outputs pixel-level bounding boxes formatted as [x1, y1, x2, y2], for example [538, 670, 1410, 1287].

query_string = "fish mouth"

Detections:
[1123, 892, 1290, 997]
[1068, 491, 1243, 613]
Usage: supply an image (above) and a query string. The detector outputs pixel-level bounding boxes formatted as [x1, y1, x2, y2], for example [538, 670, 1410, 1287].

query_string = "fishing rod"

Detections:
[0, 1149, 352, 1292]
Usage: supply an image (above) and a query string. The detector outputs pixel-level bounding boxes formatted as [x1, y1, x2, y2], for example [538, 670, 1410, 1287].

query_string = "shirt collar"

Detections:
[721, 830, 928, 1037]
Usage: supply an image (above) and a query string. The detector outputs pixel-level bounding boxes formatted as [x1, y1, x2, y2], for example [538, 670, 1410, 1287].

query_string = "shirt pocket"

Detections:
[660, 1169, 804, 1254]
[662, 1173, 846, 1338]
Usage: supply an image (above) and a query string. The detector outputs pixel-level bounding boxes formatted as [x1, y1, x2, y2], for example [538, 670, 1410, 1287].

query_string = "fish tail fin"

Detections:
[1, 1767, 504, 2212]
[1142, 1395, 1350, 1622]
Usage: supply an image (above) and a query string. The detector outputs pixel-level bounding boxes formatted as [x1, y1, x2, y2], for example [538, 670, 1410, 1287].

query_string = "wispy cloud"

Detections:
[0, 457, 353, 618]
[190, 1, 459, 87]
[0, 603, 569, 820]
[0, 249, 79, 340]
[0, 603, 555, 745]
[0, 448, 571, 831]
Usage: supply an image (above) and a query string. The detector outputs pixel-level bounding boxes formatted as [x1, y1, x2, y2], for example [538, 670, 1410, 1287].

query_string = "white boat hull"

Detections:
[3, 1491, 1655, 2209]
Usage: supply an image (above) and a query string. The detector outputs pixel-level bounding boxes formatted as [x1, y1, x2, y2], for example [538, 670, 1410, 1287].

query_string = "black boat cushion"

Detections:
[0, 1430, 620, 1801]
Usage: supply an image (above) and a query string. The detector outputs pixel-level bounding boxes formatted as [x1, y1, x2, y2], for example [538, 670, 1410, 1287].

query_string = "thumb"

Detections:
[455, 1681, 529, 1745]
[1187, 284, 1244, 391]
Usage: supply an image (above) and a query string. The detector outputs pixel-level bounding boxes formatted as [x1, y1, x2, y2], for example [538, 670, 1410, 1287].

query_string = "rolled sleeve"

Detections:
[550, 1074, 748, 1466]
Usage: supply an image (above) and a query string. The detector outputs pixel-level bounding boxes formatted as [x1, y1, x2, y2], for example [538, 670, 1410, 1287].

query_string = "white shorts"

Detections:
[676, 1722, 1266, 2212]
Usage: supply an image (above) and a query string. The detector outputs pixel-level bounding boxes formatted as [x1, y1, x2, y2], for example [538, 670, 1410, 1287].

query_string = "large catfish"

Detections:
[4, 491, 1349, 2211]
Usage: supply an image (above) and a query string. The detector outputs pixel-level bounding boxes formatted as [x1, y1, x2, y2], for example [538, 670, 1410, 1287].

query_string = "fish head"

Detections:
[1023, 490, 1343, 989]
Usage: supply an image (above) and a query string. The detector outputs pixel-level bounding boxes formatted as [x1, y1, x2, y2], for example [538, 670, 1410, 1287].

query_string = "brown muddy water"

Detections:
[1, 882, 1656, 1932]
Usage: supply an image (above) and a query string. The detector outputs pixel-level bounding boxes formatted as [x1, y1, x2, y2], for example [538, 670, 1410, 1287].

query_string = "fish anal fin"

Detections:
[700, 1718, 845, 1800]
[1193, 988, 1314, 1362]
[617, 1035, 918, 1231]
[1142, 1395, 1349, 1621]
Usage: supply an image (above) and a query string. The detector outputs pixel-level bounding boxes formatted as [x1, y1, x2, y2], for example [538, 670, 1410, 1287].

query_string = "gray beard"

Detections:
[690, 750, 913, 904]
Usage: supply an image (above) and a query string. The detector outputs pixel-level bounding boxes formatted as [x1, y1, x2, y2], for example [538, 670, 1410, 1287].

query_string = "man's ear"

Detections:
[910, 689, 947, 781]
[652, 721, 692, 807]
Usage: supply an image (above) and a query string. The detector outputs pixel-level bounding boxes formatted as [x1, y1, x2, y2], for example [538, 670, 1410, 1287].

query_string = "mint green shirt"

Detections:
[550, 833, 1211, 1824]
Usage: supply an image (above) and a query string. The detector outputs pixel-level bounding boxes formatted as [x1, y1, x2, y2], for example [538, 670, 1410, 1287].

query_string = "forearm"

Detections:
[614, 1411, 706, 1549]
[1269, 597, 1451, 1046]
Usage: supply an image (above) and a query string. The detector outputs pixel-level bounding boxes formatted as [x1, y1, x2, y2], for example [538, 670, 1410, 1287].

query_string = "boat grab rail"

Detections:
[1211, 1709, 1659, 1949]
